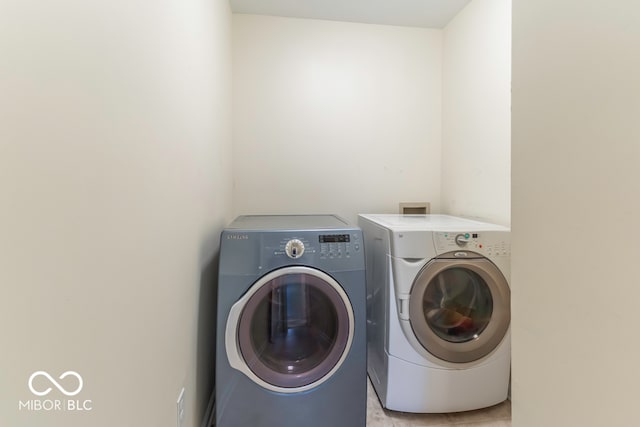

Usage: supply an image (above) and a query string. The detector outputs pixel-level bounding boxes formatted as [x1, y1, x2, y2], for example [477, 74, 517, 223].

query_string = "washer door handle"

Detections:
[397, 293, 410, 321]
[225, 299, 244, 371]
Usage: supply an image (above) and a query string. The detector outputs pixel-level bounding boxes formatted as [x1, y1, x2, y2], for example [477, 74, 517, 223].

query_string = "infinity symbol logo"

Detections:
[28, 371, 84, 397]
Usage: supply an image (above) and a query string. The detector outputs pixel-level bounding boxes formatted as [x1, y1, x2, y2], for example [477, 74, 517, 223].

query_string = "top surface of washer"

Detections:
[227, 214, 352, 231]
[358, 214, 509, 232]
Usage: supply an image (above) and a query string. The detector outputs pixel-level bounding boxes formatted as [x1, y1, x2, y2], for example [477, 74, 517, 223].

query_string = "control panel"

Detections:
[273, 233, 361, 260]
[434, 231, 510, 257]
[319, 233, 360, 259]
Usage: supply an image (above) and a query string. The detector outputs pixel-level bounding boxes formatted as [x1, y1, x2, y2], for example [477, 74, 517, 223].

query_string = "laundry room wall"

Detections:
[0, 1, 232, 427]
[232, 14, 443, 225]
[512, 1, 640, 426]
[441, 0, 512, 226]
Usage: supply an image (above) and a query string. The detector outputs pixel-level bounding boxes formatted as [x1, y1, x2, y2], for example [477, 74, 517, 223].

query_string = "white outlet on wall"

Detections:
[176, 387, 185, 427]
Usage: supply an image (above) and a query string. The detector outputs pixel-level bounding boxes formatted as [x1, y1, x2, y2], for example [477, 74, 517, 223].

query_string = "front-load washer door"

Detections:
[408, 252, 510, 363]
[225, 266, 354, 393]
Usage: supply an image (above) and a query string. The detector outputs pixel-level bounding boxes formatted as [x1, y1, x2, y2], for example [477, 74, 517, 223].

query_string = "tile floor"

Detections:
[366, 380, 511, 427]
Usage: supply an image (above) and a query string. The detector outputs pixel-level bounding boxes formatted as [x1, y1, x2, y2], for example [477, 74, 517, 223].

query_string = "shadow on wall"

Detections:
[196, 235, 220, 427]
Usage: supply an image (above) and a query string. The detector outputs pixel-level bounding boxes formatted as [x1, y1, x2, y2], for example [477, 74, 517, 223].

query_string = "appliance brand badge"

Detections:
[227, 234, 249, 240]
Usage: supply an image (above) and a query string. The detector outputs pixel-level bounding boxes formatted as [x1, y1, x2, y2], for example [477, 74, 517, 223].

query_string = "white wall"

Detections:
[232, 14, 443, 224]
[441, 0, 511, 225]
[512, 1, 640, 426]
[0, 1, 232, 426]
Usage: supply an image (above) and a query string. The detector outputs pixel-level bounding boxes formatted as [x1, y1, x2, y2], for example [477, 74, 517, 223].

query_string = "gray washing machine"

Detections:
[216, 215, 366, 427]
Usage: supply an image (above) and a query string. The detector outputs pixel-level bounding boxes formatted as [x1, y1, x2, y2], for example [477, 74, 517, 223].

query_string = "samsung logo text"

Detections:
[226, 234, 249, 240]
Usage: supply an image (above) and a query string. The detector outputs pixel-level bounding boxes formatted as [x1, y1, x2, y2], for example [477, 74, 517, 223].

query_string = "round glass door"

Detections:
[234, 266, 354, 391]
[423, 267, 493, 343]
[409, 254, 510, 363]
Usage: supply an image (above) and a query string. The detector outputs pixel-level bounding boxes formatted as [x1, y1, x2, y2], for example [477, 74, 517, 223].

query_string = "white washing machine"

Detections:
[358, 214, 511, 413]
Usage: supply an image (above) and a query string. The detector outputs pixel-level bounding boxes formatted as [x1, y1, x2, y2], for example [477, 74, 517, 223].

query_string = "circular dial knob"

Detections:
[455, 233, 470, 247]
[285, 239, 305, 259]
